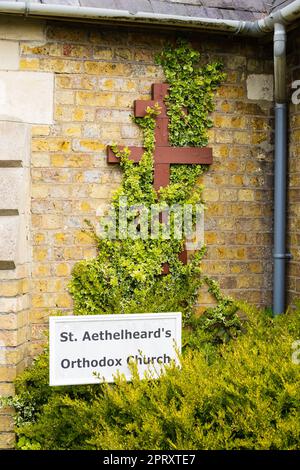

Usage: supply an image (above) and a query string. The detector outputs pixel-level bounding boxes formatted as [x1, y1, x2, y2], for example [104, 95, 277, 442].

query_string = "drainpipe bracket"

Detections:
[273, 253, 292, 260]
[25, 0, 30, 17]
[236, 20, 266, 36]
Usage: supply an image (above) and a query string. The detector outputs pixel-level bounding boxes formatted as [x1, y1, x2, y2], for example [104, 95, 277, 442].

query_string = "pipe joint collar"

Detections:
[274, 22, 287, 56]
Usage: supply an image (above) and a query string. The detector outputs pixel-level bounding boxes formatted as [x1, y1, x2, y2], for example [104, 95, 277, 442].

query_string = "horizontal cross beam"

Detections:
[107, 147, 213, 165]
[106, 82, 213, 272]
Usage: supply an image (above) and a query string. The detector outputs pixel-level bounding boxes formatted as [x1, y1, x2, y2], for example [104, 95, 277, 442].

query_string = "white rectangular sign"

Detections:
[49, 312, 181, 386]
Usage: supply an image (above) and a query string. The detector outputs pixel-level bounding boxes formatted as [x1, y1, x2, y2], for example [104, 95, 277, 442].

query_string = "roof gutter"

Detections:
[0, 0, 298, 37]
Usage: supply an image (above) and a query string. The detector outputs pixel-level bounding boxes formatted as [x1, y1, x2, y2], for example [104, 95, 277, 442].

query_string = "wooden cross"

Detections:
[107, 83, 213, 271]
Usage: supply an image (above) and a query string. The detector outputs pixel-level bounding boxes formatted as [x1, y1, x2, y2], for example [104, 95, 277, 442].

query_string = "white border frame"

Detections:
[49, 312, 182, 386]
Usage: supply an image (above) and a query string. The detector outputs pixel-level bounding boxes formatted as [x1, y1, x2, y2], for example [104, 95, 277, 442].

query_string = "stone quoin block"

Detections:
[0, 40, 19, 70]
[0, 17, 45, 41]
[0, 433, 15, 449]
[0, 168, 24, 211]
[0, 71, 54, 124]
[0, 217, 18, 263]
[0, 214, 29, 265]
[0, 122, 30, 164]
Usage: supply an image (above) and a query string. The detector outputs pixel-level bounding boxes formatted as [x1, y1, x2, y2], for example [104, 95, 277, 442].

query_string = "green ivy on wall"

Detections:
[69, 39, 228, 323]
[156, 39, 225, 192]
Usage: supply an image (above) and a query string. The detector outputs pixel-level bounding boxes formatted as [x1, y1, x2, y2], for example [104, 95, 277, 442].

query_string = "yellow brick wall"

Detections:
[0, 267, 30, 449]
[0, 19, 279, 446]
[21, 22, 275, 337]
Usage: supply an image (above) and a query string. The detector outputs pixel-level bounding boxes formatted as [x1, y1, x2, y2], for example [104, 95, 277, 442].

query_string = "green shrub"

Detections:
[6, 302, 300, 450]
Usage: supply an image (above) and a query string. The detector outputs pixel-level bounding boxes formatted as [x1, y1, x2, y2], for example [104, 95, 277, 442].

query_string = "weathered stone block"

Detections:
[202, 188, 219, 202]
[31, 138, 71, 152]
[0, 294, 29, 315]
[47, 24, 87, 42]
[0, 71, 54, 124]
[0, 280, 25, 298]
[72, 139, 105, 152]
[0, 366, 16, 381]
[0, 383, 14, 397]
[0, 122, 30, 164]
[76, 91, 116, 107]
[247, 74, 274, 101]
[40, 58, 82, 74]
[19, 58, 40, 71]
[84, 62, 132, 76]
[238, 189, 255, 202]
[0, 17, 44, 41]
[0, 40, 19, 70]
[0, 214, 29, 265]
[0, 168, 23, 210]
[0, 432, 15, 449]
[0, 216, 18, 262]
[0, 415, 14, 432]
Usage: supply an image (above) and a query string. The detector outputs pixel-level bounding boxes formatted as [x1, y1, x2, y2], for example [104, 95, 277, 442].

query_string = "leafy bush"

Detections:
[7, 302, 300, 450]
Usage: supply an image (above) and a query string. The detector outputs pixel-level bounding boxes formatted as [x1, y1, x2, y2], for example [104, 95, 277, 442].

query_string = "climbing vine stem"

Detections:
[69, 39, 231, 323]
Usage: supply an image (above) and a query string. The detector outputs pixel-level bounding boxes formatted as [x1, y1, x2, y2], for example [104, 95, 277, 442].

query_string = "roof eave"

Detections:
[0, 1, 300, 37]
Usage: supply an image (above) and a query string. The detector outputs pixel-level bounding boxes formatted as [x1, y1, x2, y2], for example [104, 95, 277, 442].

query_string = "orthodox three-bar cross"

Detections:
[107, 83, 213, 271]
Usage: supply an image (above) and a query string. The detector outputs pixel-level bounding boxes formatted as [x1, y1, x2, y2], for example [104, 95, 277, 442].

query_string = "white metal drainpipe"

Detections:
[1, 1, 300, 314]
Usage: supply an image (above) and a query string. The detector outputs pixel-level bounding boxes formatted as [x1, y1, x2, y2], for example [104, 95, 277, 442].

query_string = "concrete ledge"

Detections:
[0, 210, 18, 217]
[0, 261, 15, 271]
[0, 161, 22, 168]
